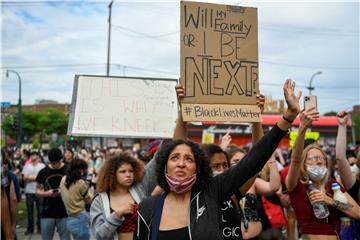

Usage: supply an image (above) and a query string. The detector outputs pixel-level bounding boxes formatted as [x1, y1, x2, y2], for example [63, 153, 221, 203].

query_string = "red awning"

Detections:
[6, 137, 16, 145]
[260, 115, 350, 126]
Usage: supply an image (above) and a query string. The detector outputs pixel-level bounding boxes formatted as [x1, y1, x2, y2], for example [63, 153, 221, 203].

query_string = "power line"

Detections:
[1, 63, 107, 69]
[261, 60, 359, 70]
[260, 23, 359, 36]
[2, 63, 358, 89]
[1, 1, 107, 5]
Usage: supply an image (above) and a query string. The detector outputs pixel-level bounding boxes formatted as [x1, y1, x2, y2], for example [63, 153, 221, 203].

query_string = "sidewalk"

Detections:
[16, 226, 96, 240]
[16, 226, 57, 240]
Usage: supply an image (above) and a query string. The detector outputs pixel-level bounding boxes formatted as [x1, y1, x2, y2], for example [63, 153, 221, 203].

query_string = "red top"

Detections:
[110, 204, 139, 233]
[284, 171, 344, 235]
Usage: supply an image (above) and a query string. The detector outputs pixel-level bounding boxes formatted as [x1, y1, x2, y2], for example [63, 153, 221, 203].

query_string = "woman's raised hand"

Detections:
[283, 79, 301, 120]
[299, 107, 319, 130]
[256, 93, 265, 114]
[337, 111, 349, 126]
[175, 84, 185, 101]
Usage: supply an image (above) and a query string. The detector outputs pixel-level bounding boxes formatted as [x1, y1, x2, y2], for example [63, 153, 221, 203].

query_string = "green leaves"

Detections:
[2, 108, 68, 143]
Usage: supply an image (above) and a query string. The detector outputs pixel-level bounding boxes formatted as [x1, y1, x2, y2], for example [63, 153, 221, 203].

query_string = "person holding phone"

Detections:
[304, 96, 317, 111]
[36, 148, 70, 239]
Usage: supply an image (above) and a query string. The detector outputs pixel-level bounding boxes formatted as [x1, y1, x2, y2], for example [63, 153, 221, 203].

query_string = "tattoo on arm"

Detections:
[333, 200, 353, 211]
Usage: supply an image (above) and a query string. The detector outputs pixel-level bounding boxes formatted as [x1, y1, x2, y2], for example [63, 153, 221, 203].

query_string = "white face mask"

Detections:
[306, 165, 328, 181]
[212, 170, 222, 177]
[350, 164, 360, 175]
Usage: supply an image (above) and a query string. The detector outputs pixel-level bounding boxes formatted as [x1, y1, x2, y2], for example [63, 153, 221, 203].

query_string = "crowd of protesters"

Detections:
[1, 80, 360, 240]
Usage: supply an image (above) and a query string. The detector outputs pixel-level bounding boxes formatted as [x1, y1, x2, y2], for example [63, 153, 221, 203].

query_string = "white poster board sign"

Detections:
[68, 75, 178, 138]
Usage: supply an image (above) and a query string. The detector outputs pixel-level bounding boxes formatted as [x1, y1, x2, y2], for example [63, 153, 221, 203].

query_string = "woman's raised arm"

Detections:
[285, 108, 319, 192]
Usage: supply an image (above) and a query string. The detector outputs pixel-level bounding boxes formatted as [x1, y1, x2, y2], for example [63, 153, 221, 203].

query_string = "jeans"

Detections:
[25, 193, 41, 232]
[41, 217, 71, 240]
[66, 212, 90, 240]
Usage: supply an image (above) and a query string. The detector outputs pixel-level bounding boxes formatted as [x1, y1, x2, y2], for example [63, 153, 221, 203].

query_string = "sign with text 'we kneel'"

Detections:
[68, 75, 178, 138]
[180, 1, 260, 122]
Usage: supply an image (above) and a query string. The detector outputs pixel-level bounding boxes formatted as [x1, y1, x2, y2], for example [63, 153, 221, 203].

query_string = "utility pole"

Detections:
[308, 71, 322, 95]
[106, 0, 113, 76]
[103, 0, 113, 149]
[6, 69, 22, 149]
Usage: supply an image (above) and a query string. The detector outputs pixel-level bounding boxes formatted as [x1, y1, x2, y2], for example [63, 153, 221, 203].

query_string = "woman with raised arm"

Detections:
[175, 85, 272, 240]
[336, 111, 360, 239]
[134, 79, 301, 240]
[90, 151, 158, 240]
[285, 108, 360, 240]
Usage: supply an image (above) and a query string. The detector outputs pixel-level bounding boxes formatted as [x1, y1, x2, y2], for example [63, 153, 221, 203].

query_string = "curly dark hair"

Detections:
[156, 139, 212, 193]
[64, 158, 88, 189]
[96, 153, 143, 193]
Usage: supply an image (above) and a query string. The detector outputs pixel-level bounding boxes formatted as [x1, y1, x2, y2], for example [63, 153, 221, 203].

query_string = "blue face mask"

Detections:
[81, 171, 88, 180]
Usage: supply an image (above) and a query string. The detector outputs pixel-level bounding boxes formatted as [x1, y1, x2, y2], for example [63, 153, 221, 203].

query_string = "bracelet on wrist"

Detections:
[282, 115, 294, 123]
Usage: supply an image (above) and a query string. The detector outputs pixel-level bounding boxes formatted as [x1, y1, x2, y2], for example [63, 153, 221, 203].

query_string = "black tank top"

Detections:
[158, 226, 190, 240]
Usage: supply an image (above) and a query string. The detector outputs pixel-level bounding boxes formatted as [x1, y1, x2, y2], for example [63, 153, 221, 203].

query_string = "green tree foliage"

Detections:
[354, 112, 360, 142]
[324, 111, 337, 116]
[1, 115, 16, 139]
[2, 108, 68, 142]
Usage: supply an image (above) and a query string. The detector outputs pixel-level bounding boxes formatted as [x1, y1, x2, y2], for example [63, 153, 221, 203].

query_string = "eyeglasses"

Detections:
[307, 156, 326, 162]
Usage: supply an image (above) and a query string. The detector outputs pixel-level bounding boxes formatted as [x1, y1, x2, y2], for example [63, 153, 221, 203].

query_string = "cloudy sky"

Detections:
[1, 0, 359, 114]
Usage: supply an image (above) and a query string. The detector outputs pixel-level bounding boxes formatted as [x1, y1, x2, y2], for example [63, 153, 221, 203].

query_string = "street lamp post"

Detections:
[6, 69, 22, 149]
[308, 71, 322, 95]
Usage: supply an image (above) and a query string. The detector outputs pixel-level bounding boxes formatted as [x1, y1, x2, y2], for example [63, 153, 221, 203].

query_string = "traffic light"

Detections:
[69, 135, 75, 141]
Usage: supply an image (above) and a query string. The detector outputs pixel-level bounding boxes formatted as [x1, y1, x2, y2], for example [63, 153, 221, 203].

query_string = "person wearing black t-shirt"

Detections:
[36, 148, 71, 240]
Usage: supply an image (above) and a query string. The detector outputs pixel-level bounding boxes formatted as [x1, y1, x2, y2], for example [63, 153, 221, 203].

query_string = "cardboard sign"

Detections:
[180, 1, 259, 122]
[68, 75, 178, 138]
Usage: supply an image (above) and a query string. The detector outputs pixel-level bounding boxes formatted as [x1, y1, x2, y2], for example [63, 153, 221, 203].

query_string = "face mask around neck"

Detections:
[165, 173, 197, 194]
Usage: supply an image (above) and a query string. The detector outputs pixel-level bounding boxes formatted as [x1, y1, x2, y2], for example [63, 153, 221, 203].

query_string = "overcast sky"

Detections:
[1, 0, 359, 114]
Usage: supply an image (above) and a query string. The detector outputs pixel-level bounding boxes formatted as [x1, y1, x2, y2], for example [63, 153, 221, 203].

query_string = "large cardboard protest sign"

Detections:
[180, 1, 260, 122]
[68, 75, 178, 138]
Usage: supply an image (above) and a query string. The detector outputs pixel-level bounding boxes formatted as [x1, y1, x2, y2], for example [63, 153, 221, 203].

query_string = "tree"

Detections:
[1, 115, 16, 139]
[353, 112, 360, 143]
[324, 111, 337, 116]
[41, 108, 68, 135]
[2, 108, 68, 143]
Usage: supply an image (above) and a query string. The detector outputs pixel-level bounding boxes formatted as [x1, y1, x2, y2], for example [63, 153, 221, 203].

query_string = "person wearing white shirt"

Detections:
[21, 150, 45, 235]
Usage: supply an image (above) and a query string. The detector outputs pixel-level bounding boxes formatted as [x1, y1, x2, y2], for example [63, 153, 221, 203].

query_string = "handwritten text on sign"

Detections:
[181, 103, 260, 122]
[180, 1, 259, 122]
[68, 76, 178, 138]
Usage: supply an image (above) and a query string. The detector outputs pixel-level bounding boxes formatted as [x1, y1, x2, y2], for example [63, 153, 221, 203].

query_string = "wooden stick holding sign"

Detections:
[180, 1, 260, 122]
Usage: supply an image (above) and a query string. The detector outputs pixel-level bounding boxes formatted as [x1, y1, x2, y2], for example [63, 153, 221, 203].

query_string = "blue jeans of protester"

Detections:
[41, 217, 71, 240]
[25, 193, 41, 232]
[66, 212, 90, 240]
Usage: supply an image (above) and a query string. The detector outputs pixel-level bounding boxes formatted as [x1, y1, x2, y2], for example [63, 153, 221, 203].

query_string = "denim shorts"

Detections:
[66, 212, 90, 240]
